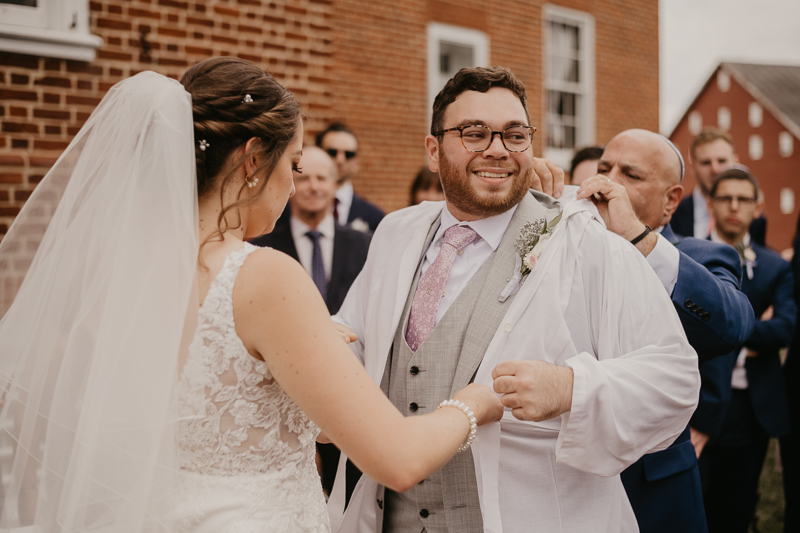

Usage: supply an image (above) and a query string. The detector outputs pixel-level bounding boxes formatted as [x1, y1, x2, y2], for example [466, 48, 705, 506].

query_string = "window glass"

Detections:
[544, 6, 595, 168]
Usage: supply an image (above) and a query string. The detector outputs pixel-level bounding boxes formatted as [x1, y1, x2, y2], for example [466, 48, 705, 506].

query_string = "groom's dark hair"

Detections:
[430, 66, 530, 136]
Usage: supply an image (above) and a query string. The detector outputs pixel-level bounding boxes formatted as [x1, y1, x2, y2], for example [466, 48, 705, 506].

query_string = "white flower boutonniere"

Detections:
[514, 212, 562, 277]
[498, 210, 563, 303]
[349, 218, 370, 233]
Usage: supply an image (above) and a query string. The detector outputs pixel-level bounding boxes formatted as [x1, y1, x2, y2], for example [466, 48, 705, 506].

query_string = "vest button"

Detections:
[410, 366, 420, 375]
[420, 509, 429, 518]
[409, 402, 419, 412]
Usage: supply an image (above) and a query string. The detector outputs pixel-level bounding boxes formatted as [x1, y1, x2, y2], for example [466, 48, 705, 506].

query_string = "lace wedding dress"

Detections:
[176, 243, 330, 532]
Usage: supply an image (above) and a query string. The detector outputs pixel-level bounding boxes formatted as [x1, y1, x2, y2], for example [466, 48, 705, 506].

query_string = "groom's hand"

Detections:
[333, 322, 358, 344]
[491, 361, 574, 422]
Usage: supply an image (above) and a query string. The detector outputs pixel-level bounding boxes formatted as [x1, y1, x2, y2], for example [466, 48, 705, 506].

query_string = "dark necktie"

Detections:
[306, 230, 327, 302]
[333, 197, 340, 225]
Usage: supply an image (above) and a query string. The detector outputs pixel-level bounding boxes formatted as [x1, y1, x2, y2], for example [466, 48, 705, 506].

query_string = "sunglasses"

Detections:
[325, 148, 357, 160]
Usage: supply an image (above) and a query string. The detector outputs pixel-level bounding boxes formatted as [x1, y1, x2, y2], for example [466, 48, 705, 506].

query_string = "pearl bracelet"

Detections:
[438, 399, 478, 452]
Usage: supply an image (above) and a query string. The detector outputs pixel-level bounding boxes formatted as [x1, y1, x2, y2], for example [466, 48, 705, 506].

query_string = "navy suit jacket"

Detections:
[787, 232, 800, 428]
[672, 193, 767, 246]
[661, 224, 755, 364]
[249, 218, 371, 315]
[621, 224, 755, 533]
[694, 242, 795, 438]
[347, 192, 384, 232]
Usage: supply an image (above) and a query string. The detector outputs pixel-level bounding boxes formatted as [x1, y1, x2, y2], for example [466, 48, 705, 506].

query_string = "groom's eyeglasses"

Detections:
[433, 124, 536, 153]
[325, 148, 358, 160]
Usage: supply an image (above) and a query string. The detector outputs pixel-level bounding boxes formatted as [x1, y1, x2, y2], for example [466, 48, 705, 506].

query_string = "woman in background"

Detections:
[410, 166, 445, 205]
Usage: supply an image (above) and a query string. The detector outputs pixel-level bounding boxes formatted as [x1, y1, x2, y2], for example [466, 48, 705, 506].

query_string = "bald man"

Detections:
[577, 129, 755, 533]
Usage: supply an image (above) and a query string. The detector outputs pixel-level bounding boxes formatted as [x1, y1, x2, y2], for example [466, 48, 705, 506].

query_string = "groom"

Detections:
[330, 67, 700, 532]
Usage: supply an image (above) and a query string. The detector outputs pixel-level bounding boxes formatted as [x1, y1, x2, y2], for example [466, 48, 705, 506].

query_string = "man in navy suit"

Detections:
[693, 168, 795, 533]
[578, 129, 755, 533]
[251, 145, 371, 315]
[671, 129, 766, 245]
[316, 122, 385, 232]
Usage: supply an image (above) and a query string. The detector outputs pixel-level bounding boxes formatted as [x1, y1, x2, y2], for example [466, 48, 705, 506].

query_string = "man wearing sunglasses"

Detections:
[316, 122, 385, 233]
[330, 66, 700, 533]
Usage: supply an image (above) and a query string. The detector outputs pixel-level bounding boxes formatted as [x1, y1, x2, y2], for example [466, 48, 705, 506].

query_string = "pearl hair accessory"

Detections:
[245, 174, 259, 188]
[198, 139, 210, 151]
[243, 94, 253, 103]
[438, 399, 478, 452]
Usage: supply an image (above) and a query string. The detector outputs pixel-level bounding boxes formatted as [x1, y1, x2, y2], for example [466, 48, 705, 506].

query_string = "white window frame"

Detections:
[0, 0, 102, 62]
[426, 22, 490, 130]
[542, 4, 595, 169]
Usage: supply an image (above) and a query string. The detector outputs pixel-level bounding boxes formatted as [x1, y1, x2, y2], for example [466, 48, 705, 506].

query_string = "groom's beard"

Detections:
[438, 151, 531, 219]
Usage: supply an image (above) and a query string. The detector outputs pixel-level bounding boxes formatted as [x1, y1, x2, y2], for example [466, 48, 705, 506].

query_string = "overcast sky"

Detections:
[659, 0, 800, 134]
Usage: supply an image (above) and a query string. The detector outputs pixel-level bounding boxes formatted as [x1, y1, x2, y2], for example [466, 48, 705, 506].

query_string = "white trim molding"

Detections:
[426, 22, 490, 129]
[0, 0, 102, 62]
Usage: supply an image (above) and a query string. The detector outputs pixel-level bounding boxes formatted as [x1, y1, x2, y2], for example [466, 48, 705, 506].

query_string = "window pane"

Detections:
[560, 92, 576, 117]
[0, 0, 37, 6]
[564, 125, 576, 148]
[567, 59, 579, 83]
[439, 42, 474, 77]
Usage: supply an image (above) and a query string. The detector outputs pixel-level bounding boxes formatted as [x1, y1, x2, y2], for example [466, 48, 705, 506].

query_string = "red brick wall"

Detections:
[1, 0, 659, 238]
[670, 68, 800, 250]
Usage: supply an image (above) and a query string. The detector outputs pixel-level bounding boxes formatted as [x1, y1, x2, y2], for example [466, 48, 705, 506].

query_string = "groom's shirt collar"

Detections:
[436, 202, 519, 251]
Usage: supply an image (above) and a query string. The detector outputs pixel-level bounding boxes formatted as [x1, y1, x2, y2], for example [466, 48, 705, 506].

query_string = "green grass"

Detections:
[753, 438, 785, 533]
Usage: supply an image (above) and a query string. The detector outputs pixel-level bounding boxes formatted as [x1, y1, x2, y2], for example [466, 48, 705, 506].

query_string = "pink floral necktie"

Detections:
[405, 225, 478, 351]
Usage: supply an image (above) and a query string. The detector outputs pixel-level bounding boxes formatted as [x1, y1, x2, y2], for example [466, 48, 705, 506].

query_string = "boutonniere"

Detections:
[498, 210, 563, 303]
[348, 218, 370, 233]
[515, 211, 563, 276]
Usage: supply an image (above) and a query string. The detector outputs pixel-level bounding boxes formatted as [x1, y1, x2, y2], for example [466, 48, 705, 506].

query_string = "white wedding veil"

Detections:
[0, 71, 198, 531]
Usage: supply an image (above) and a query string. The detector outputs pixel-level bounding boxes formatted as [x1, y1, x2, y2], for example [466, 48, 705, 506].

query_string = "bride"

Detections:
[0, 57, 502, 532]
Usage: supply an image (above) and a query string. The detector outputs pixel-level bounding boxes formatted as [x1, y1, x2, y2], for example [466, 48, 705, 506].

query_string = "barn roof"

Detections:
[670, 62, 800, 140]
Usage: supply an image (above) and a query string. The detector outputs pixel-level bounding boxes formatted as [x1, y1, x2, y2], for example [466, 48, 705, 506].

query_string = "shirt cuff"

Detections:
[646, 233, 680, 295]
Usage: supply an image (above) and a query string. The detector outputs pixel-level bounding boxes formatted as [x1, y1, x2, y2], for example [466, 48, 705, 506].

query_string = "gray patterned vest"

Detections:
[378, 192, 560, 533]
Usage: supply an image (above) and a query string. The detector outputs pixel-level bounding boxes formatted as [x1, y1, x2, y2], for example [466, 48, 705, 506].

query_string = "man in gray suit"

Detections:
[330, 67, 699, 533]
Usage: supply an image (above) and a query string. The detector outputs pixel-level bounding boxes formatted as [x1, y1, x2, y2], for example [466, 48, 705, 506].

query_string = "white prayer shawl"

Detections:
[329, 189, 700, 533]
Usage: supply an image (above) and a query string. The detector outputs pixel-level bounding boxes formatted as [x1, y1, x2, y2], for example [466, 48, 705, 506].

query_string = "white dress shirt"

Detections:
[290, 213, 335, 283]
[418, 203, 518, 326]
[648, 226, 681, 295]
[710, 230, 751, 389]
[334, 182, 354, 226]
[693, 187, 711, 239]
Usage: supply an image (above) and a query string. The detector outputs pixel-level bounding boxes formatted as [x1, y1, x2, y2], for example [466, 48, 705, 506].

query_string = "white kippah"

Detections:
[657, 134, 685, 182]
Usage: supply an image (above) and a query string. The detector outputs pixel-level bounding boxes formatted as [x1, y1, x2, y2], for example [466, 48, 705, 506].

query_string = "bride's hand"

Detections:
[452, 384, 504, 426]
[333, 322, 358, 344]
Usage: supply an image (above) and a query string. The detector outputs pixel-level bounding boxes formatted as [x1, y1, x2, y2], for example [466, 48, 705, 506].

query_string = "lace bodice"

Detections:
[177, 243, 320, 477]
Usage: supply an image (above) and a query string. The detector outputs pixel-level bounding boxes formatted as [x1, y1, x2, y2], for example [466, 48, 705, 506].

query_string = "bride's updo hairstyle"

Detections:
[180, 57, 300, 237]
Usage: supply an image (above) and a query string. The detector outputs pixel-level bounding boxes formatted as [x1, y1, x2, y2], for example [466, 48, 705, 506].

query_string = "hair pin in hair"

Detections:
[198, 139, 210, 151]
[243, 94, 253, 103]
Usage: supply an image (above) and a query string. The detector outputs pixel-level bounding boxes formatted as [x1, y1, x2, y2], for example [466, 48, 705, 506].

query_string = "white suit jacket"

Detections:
[329, 189, 700, 533]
